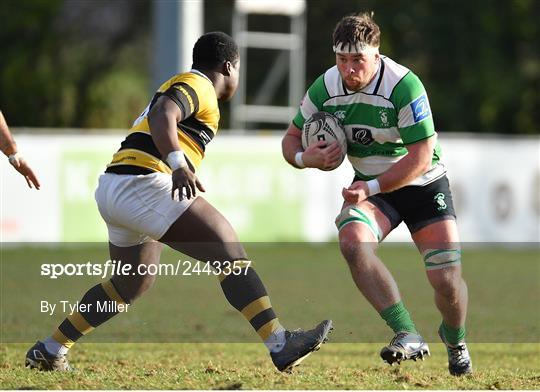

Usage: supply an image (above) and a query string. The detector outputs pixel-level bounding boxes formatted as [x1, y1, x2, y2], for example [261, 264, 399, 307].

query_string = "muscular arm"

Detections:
[147, 96, 184, 158]
[0, 111, 40, 189]
[0, 111, 17, 156]
[377, 135, 435, 193]
[342, 135, 435, 204]
[282, 123, 303, 168]
[148, 96, 204, 199]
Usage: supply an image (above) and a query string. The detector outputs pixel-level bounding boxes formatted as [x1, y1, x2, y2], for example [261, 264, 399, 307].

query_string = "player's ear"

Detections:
[223, 61, 232, 77]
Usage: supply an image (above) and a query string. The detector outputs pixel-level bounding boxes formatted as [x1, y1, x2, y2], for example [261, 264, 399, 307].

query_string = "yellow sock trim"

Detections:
[102, 280, 126, 304]
[241, 296, 272, 321]
[67, 311, 95, 335]
[52, 329, 75, 349]
[217, 272, 228, 283]
[256, 318, 282, 341]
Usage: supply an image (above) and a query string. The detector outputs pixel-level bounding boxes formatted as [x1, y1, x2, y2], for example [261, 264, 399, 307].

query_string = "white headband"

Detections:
[333, 41, 379, 55]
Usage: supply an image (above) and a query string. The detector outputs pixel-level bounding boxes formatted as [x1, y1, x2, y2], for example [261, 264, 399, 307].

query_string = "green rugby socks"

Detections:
[440, 321, 466, 345]
[380, 301, 418, 334]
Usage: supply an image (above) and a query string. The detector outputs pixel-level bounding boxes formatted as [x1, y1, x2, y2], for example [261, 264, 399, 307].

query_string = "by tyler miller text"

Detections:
[40, 300, 130, 315]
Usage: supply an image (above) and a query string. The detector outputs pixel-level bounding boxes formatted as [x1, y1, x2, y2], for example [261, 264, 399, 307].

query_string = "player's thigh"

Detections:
[402, 175, 459, 252]
[336, 200, 393, 251]
[412, 218, 460, 252]
[159, 197, 247, 262]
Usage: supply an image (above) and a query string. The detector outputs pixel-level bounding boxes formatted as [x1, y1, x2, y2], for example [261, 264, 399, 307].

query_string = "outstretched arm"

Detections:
[0, 111, 41, 189]
[0, 111, 17, 156]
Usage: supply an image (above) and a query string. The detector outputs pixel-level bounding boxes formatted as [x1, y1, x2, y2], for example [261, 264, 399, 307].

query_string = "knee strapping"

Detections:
[423, 249, 461, 270]
[335, 205, 381, 241]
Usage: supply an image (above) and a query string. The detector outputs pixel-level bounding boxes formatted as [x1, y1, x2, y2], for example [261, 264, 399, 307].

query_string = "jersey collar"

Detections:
[190, 68, 213, 84]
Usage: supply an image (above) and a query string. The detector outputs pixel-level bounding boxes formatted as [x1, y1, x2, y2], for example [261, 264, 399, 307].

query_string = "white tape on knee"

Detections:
[423, 249, 461, 270]
[335, 206, 381, 241]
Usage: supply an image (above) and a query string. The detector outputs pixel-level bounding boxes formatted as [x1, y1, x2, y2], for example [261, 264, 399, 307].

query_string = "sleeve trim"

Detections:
[292, 118, 303, 129]
[403, 132, 435, 146]
[163, 82, 200, 119]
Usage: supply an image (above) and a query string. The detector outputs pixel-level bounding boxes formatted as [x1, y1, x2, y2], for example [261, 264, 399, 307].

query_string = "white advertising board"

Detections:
[1, 132, 538, 243]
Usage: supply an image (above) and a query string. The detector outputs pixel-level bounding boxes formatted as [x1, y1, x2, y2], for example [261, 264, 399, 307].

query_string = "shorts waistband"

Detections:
[105, 165, 154, 175]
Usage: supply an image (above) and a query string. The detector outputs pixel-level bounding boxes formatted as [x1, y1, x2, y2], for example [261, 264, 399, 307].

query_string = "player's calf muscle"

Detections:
[107, 243, 162, 303]
[111, 274, 156, 303]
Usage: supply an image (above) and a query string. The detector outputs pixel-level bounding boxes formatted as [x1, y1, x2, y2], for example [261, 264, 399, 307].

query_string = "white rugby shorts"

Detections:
[95, 172, 194, 247]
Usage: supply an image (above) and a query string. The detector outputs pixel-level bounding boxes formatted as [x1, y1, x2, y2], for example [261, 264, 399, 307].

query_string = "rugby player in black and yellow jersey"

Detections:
[25, 32, 332, 373]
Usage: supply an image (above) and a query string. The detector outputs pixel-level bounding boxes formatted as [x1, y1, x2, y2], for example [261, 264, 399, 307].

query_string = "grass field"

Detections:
[2, 343, 539, 389]
[1, 243, 539, 389]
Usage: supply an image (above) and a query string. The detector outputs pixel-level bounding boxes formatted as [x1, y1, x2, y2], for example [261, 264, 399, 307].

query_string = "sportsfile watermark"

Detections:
[40, 259, 251, 279]
[2, 242, 538, 343]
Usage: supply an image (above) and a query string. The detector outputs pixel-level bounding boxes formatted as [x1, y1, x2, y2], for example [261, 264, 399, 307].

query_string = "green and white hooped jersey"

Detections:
[293, 56, 445, 185]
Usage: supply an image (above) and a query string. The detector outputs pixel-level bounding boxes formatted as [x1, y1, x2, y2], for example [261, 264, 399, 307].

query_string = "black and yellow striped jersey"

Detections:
[106, 70, 219, 174]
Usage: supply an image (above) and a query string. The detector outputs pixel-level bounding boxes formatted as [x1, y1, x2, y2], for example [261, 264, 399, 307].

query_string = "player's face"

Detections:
[221, 58, 240, 101]
[336, 52, 379, 91]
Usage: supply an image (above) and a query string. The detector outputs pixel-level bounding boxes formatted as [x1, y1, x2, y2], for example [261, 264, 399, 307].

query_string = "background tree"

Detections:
[0, 0, 150, 128]
[1, 0, 538, 134]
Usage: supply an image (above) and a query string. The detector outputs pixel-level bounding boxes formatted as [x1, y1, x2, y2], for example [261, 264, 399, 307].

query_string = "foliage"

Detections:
[0, 0, 538, 133]
[0, 0, 150, 128]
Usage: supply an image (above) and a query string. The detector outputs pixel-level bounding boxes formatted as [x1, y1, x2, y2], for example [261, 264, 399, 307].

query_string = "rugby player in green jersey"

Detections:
[282, 13, 471, 376]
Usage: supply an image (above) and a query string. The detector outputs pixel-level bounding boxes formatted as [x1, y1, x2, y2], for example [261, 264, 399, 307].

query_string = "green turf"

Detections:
[1, 243, 538, 343]
[1, 342, 539, 389]
[1, 243, 539, 388]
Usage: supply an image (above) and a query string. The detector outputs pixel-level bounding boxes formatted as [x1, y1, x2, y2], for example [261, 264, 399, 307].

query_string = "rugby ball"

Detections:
[301, 111, 347, 170]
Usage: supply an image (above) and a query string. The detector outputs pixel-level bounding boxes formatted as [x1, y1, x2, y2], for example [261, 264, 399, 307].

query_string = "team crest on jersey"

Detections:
[352, 127, 374, 145]
[410, 94, 431, 123]
[379, 109, 389, 126]
[334, 110, 346, 121]
[434, 192, 447, 211]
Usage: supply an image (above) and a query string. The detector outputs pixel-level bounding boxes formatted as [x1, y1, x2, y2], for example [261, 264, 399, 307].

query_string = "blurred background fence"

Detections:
[1, 132, 538, 243]
[0, 0, 539, 243]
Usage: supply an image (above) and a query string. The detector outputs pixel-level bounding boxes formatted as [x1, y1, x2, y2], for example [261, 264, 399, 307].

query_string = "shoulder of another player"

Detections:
[392, 71, 425, 94]
[166, 73, 212, 95]
[307, 66, 339, 92]
[389, 71, 429, 111]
